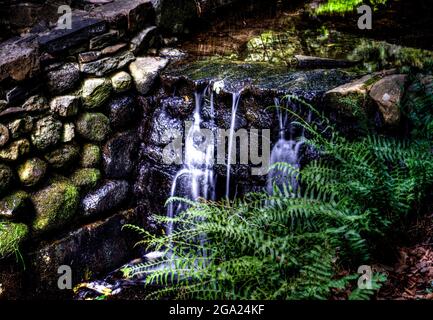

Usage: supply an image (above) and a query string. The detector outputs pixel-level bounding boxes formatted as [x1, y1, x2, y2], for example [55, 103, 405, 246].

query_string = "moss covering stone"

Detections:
[31, 180, 79, 234]
[17, 158, 47, 187]
[80, 144, 101, 168]
[81, 78, 112, 109]
[31, 116, 62, 150]
[76, 113, 110, 142]
[0, 191, 30, 220]
[70, 168, 101, 192]
[44, 144, 80, 169]
[0, 221, 28, 259]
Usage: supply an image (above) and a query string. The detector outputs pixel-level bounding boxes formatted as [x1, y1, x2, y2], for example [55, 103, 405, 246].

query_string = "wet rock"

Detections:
[29, 209, 142, 297]
[71, 168, 101, 192]
[111, 71, 132, 92]
[369, 74, 407, 126]
[22, 95, 49, 112]
[76, 113, 110, 142]
[7, 116, 33, 139]
[81, 144, 101, 168]
[44, 144, 80, 170]
[163, 96, 194, 118]
[103, 131, 138, 178]
[31, 116, 62, 151]
[295, 55, 356, 69]
[80, 180, 130, 217]
[80, 51, 135, 76]
[82, 78, 112, 109]
[129, 57, 169, 94]
[130, 26, 158, 54]
[0, 222, 28, 259]
[0, 164, 13, 195]
[62, 123, 75, 143]
[0, 191, 30, 221]
[0, 36, 40, 82]
[17, 158, 47, 187]
[0, 124, 9, 147]
[150, 108, 183, 146]
[31, 180, 79, 234]
[50, 95, 80, 117]
[89, 30, 120, 50]
[45, 63, 81, 95]
[106, 94, 138, 128]
[0, 139, 30, 161]
[38, 15, 106, 53]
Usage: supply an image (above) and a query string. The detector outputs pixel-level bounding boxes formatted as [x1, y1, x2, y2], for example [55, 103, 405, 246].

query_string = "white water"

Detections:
[267, 98, 304, 194]
[225, 92, 242, 199]
[167, 90, 216, 236]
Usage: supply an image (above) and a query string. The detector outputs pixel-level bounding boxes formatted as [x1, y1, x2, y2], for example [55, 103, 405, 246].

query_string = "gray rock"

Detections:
[0, 139, 30, 162]
[22, 95, 49, 112]
[81, 78, 112, 109]
[150, 108, 183, 146]
[130, 26, 158, 54]
[50, 95, 80, 117]
[89, 30, 120, 50]
[76, 113, 110, 142]
[106, 94, 138, 128]
[31, 116, 62, 150]
[81, 180, 130, 217]
[80, 51, 135, 76]
[62, 123, 75, 143]
[129, 57, 168, 94]
[45, 63, 81, 94]
[78, 51, 102, 63]
[103, 131, 138, 178]
[0, 191, 30, 220]
[111, 71, 132, 92]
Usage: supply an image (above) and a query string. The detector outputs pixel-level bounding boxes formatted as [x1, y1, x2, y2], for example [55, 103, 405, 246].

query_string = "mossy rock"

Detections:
[31, 180, 79, 234]
[31, 116, 62, 151]
[0, 163, 13, 195]
[0, 191, 30, 220]
[82, 78, 112, 109]
[0, 221, 28, 259]
[76, 113, 110, 142]
[17, 158, 47, 187]
[70, 168, 101, 192]
[80, 144, 101, 168]
[44, 144, 80, 169]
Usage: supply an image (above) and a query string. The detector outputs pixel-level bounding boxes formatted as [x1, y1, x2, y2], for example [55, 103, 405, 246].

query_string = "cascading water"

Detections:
[167, 89, 216, 236]
[267, 98, 304, 194]
[225, 91, 242, 198]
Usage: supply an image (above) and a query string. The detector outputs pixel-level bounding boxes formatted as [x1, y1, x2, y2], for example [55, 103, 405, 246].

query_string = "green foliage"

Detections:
[315, 0, 387, 15]
[124, 96, 433, 300]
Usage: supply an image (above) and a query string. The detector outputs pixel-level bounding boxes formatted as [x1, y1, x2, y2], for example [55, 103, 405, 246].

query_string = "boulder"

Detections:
[80, 180, 130, 217]
[50, 96, 80, 117]
[31, 116, 62, 150]
[369, 74, 407, 126]
[45, 63, 81, 95]
[106, 94, 138, 128]
[0, 139, 30, 161]
[80, 51, 135, 76]
[31, 180, 80, 234]
[0, 164, 13, 195]
[81, 78, 112, 109]
[81, 144, 102, 168]
[0, 191, 30, 221]
[103, 131, 138, 178]
[44, 144, 80, 169]
[111, 71, 133, 92]
[129, 57, 168, 94]
[76, 113, 110, 142]
[17, 158, 47, 187]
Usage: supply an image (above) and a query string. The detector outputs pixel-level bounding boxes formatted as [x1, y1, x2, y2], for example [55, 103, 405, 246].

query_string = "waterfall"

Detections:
[225, 91, 242, 199]
[167, 90, 216, 236]
[267, 98, 304, 194]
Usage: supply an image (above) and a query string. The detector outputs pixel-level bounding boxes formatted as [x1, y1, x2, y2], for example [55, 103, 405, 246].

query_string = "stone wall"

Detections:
[0, 0, 166, 299]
